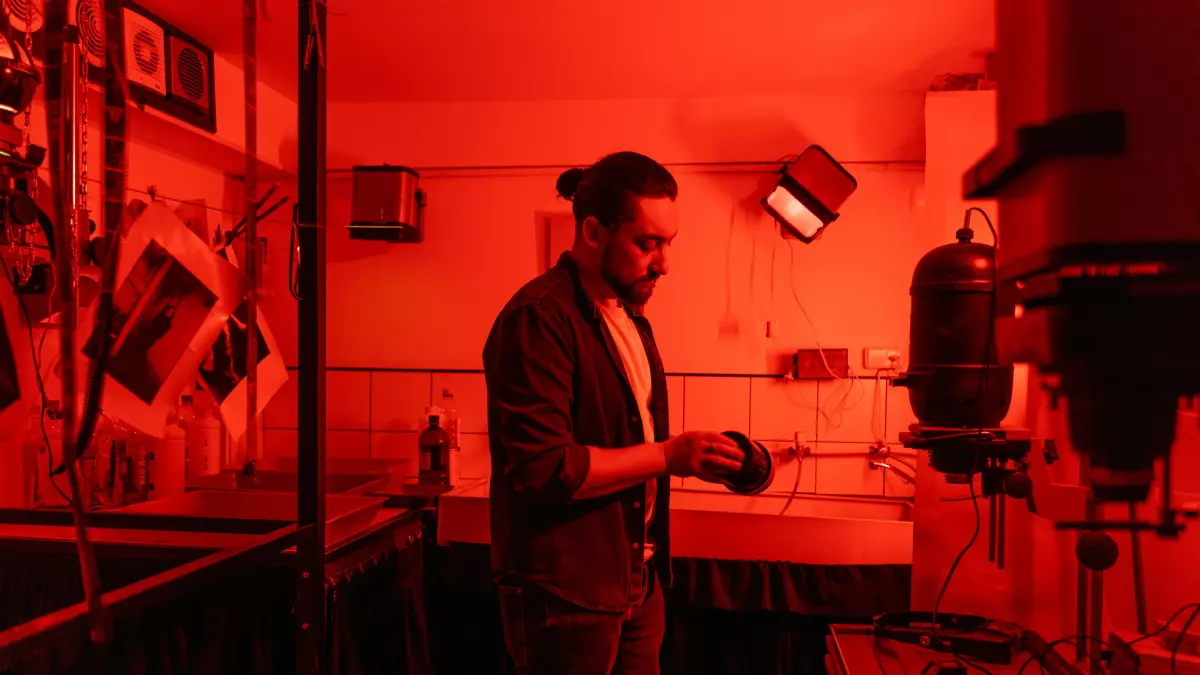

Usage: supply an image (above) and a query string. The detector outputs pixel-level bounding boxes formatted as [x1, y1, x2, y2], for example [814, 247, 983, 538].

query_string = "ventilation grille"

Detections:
[133, 29, 157, 73]
[3, 0, 101, 66]
[75, 0, 103, 67]
[167, 35, 209, 113]
[3, 0, 42, 33]
[123, 6, 164, 94]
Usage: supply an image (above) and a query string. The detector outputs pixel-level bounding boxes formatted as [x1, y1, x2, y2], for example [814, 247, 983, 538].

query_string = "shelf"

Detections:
[129, 101, 295, 182]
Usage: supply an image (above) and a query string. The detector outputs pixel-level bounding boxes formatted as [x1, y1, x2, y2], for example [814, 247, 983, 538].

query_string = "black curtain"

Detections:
[423, 544, 911, 675]
[0, 537, 431, 675]
[661, 557, 911, 675]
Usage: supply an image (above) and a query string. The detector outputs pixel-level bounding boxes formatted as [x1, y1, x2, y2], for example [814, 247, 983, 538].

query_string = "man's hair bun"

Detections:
[556, 167, 586, 201]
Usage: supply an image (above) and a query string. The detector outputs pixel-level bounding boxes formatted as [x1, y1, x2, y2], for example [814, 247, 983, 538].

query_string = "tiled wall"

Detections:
[262, 369, 920, 499]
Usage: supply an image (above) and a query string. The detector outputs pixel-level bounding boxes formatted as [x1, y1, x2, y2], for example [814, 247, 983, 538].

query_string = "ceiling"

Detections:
[149, 0, 994, 103]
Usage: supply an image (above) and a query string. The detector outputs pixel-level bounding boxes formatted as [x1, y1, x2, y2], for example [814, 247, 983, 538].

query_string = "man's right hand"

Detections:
[662, 432, 745, 478]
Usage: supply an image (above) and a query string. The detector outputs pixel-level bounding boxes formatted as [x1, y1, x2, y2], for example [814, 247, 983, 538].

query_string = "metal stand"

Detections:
[295, 2, 329, 673]
[0, 1, 336, 671]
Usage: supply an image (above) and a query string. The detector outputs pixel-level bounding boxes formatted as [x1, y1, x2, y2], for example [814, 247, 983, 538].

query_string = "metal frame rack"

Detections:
[0, 1, 332, 673]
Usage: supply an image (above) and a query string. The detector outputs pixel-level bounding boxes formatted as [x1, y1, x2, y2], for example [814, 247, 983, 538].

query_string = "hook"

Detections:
[147, 185, 158, 202]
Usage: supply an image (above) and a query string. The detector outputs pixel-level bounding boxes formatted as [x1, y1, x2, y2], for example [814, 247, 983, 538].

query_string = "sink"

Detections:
[187, 469, 392, 495]
[668, 489, 913, 565]
[437, 479, 913, 565]
[112, 490, 386, 544]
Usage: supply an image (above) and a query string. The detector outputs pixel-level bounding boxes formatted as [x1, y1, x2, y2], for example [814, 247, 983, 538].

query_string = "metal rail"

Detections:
[0, 524, 308, 668]
[295, 1, 329, 673]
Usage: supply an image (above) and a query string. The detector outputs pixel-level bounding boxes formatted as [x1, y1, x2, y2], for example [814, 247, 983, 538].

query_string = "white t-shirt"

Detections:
[596, 300, 657, 562]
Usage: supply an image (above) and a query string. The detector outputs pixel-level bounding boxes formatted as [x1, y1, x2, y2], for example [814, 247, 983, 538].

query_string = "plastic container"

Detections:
[151, 420, 188, 500]
[187, 405, 223, 478]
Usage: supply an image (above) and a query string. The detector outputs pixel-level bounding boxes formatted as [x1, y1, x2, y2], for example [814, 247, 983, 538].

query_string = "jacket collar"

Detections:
[556, 251, 646, 319]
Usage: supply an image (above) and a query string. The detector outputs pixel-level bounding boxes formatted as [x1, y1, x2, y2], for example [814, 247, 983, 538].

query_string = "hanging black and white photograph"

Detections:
[84, 240, 218, 404]
[198, 245, 288, 440]
[83, 201, 247, 438]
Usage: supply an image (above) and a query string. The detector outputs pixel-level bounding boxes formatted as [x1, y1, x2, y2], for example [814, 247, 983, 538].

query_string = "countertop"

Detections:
[0, 507, 421, 562]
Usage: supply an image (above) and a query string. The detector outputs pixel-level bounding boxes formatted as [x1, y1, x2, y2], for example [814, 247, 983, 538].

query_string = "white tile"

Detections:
[263, 428, 298, 459]
[329, 430, 371, 458]
[749, 378, 819, 442]
[431, 372, 488, 433]
[261, 429, 371, 460]
[459, 433, 491, 479]
[371, 372, 432, 431]
[328, 371, 371, 430]
[815, 376, 887, 444]
[667, 376, 684, 436]
[371, 432, 420, 477]
[813, 442, 885, 497]
[885, 381, 920, 444]
[262, 372, 297, 429]
[682, 376, 750, 435]
[759, 440, 817, 496]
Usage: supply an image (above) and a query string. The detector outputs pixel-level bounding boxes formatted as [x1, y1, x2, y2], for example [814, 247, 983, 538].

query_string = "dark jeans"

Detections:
[498, 566, 665, 675]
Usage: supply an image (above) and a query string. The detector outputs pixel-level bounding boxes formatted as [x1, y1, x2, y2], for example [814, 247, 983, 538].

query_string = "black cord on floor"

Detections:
[2, 262, 71, 505]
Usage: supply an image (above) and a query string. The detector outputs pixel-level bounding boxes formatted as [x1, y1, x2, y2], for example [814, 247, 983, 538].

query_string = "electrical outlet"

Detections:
[863, 348, 902, 371]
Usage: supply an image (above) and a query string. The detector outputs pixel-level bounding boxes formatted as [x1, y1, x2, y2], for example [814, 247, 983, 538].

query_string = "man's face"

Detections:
[598, 197, 678, 307]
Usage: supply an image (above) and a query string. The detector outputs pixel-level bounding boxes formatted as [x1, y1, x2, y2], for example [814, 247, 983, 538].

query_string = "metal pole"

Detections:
[1129, 503, 1147, 634]
[296, 2, 328, 673]
[242, 0, 259, 467]
[57, 25, 108, 645]
[1076, 459, 1092, 666]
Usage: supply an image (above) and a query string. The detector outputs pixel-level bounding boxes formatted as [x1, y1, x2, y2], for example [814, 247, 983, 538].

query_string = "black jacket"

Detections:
[483, 253, 672, 611]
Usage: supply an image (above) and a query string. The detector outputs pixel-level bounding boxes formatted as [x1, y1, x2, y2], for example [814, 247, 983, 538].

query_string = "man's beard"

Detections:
[601, 258, 658, 307]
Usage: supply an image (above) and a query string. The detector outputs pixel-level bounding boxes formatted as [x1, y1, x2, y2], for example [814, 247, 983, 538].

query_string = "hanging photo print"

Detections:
[198, 244, 288, 440]
[81, 201, 247, 438]
[0, 274, 36, 441]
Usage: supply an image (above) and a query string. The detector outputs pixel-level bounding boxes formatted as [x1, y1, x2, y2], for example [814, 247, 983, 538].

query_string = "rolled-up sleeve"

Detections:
[489, 304, 590, 503]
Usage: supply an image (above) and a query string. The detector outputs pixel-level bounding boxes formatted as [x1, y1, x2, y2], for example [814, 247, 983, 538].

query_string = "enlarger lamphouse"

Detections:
[829, 1, 1200, 674]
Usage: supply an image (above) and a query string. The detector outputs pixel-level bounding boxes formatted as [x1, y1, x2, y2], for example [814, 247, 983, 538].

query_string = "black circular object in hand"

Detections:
[9, 193, 38, 226]
[720, 430, 775, 495]
[1075, 532, 1119, 571]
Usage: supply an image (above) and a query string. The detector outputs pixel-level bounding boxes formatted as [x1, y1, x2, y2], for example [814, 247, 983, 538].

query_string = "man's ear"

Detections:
[580, 215, 608, 248]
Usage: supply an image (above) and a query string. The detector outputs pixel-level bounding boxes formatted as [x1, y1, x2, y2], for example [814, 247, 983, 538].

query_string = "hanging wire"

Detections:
[78, 176, 295, 227]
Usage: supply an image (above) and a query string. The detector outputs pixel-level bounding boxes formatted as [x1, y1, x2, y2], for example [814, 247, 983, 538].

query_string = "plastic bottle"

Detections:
[151, 414, 187, 500]
[39, 403, 66, 508]
[440, 389, 462, 486]
[174, 393, 194, 478]
[17, 406, 43, 507]
[418, 412, 450, 485]
[187, 400, 223, 478]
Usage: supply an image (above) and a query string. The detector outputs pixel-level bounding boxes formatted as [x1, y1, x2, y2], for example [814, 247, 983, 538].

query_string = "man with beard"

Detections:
[483, 151, 745, 675]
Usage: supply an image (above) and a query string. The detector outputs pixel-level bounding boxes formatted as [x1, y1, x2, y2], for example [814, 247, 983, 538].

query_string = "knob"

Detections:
[9, 193, 37, 226]
[1075, 532, 1119, 571]
[1005, 472, 1033, 500]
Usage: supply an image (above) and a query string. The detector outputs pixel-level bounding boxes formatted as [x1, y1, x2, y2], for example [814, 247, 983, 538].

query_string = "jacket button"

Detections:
[634, 501, 642, 509]
[632, 542, 640, 550]
[630, 415, 639, 425]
